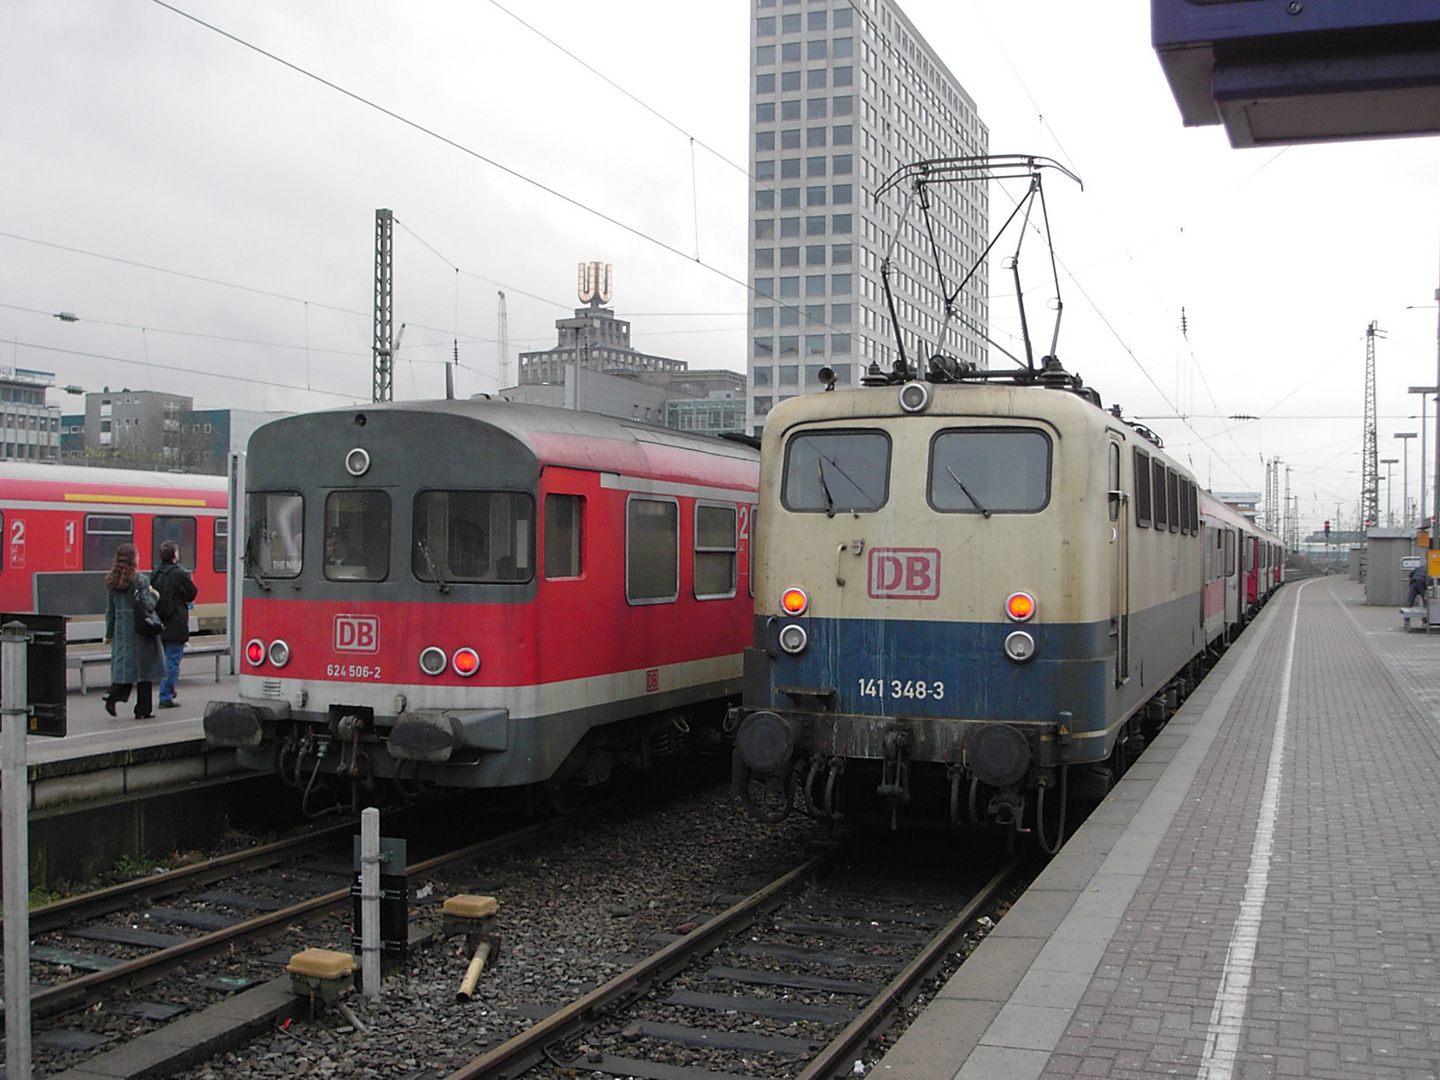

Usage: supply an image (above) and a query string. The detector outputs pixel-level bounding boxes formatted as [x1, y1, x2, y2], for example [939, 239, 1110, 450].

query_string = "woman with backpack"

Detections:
[102, 542, 166, 720]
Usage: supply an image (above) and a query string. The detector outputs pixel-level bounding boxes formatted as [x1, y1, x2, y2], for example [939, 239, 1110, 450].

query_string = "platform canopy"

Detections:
[1153, 0, 1440, 147]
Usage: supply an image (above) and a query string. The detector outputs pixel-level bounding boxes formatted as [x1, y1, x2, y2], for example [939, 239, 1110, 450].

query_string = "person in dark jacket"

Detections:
[103, 542, 166, 719]
[1407, 561, 1430, 609]
[151, 540, 198, 709]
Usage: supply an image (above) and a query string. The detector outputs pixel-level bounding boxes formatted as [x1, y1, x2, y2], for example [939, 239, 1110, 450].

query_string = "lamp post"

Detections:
[1383, 458, 1399, 527]
[1409, 386, 1436, 533]
[1397, 433, 1417, 528]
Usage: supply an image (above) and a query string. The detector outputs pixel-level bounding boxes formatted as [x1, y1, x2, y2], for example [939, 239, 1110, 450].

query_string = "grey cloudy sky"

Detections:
[4, 1, 1437, 533]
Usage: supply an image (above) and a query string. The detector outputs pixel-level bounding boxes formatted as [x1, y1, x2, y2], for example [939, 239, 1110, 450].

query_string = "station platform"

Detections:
[876, 578, 1440, 1080]
[16, 646, 242, 809]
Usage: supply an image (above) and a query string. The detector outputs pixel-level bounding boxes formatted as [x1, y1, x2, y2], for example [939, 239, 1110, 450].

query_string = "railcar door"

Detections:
[1108, 440, 1129, 684]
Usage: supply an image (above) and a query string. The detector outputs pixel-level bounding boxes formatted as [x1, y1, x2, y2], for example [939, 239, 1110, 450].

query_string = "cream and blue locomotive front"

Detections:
[735, 382, 1205, 828]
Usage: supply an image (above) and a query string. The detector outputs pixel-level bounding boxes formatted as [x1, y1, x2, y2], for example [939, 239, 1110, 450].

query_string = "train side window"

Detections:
[928, 428, 1051, 513]
[84, 514, 134, 570]
[1204, 525, 1212, 581]
[694, 503, 738, 600]
[1152, 461, 1167, 530]
[1108, 442, 1121, 522]
[626, 496, 679, 605]
[152, 516, 197, 571]
[544, 494, 584, 579]
[246, 492, 303, 578]
[1133, 449, 1151, 527]
[782, 429, 890, 513]
[1167, 471, 1180, 533]
[213, 518, 229, 574]
[413, 491, 534, 584]
[1189, 483, 1199, 535]
[325, 491, 390, 582]
[1225, 529, 1236, 577]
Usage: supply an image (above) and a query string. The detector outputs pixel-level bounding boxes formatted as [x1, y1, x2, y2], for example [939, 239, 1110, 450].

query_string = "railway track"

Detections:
[10, 811, 586, 1025]
[447, 843, 1025, 1080]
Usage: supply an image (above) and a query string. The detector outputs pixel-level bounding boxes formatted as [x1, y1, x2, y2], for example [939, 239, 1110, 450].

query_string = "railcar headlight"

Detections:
[1003, 630, 1037, 664]
[451, 648, 481, 677]
[345, 447, 371, 476]
[267, 639, 291, 668]
[419, 647, 447, 676]
[780, 587, 808, 616]
[1005, 591, 1036, 622]
[898, 381, 931, 413]
[245, 639, 267, 667]
[778, 623, 809, 655]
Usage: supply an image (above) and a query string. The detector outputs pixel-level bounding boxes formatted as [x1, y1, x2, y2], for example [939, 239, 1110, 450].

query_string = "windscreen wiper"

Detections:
[946, 465, 991, 518]
[417, 540, 451, 594]
[816, 458, 837, 517]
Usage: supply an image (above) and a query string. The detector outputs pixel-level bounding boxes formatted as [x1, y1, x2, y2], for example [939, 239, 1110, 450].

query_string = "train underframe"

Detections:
[207, 695, 733, 818]
[730, 659, 1207, 851]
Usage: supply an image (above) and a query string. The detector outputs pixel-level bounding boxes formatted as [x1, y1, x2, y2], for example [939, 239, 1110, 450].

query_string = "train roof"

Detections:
[0, 462, 227, 508]
[258, 398, 759, 493]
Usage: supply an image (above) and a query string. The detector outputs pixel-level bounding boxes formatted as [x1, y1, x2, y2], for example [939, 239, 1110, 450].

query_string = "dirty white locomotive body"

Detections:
[734, 380, 1225, 831]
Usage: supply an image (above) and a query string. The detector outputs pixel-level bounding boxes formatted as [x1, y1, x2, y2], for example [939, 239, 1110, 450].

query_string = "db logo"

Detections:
[334, 614, 380, 653]
[645, 669, 660, 693]
[868, 548, 941, 600]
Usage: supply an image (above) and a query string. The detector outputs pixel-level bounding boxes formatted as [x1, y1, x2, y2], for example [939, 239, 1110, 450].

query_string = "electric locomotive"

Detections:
[731, 366, 1281, 844]
[203, 399, 759, 813]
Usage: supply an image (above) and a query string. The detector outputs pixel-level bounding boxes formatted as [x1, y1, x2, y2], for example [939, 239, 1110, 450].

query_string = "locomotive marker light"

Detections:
[418, 647, 447, 676]
[345, 447, 371, 477]
[780, 587, 808, 616]
[267, 639, 291, 668]
[777, 623, 809, 655]
[245, 638, 267, 666]
[1003, 629, 1037, 664]
[451, 648, 481, 677]
[1005, 591, 1037, 622]
[898, 381, 932, 413]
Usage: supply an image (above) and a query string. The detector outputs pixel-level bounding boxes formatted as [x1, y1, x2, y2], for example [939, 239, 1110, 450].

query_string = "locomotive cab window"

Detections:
[246, 492, 303, 578]
[85, 514, 134, 570]
[694, 503, 738, 599]
[413, 491, 534, 584]
[544, 494, 584, 579]
[324, 490, 390, 582]
[928, 428, 1051, 513]
[627, 496, 679, 604]
[1133, 449, 1151, 527]
[782, 429, 890, 513]
[152, 516, 196, 572]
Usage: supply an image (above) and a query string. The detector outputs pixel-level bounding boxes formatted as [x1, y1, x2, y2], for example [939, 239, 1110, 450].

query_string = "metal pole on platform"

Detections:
[360, 807, 380, 1000]
[3, 620, 32, 1080]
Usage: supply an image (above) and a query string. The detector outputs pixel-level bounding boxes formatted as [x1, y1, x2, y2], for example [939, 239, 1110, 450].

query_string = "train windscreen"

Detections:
[412, 491, 534, 584]
[928, 429, 1051, 514]
[246, 492, 303, 578]
[782, 430, 890, 513]
[324, 491, 390, 582]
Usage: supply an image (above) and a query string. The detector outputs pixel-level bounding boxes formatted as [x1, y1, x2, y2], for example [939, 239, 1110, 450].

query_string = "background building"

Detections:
[747, 0, 989, 434]
[62, 390, 283, 473]
[0, 366, 62, 462]
[508, 264, 748, 435]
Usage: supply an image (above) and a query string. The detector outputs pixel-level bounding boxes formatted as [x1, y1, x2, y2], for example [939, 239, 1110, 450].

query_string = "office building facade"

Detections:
[747, 0, 988, 433]
[0, 366, 62, 462]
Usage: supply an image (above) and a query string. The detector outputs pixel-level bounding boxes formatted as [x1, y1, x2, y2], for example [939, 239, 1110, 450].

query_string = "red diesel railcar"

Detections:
[204, 399, 759, 812]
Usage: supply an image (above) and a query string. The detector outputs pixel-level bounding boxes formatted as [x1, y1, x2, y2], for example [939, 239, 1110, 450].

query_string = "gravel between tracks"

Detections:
[105, 782, 820, 1080]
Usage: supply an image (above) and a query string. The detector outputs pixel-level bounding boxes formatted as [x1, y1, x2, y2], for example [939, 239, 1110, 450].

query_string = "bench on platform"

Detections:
[68, 640, 231, 694]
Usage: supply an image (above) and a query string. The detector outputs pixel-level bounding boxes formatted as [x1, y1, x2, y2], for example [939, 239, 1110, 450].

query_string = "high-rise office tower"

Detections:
[747, 0, 988, 434]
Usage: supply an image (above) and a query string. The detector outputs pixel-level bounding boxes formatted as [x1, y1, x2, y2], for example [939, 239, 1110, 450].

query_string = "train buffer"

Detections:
[68, 639, 231, 694]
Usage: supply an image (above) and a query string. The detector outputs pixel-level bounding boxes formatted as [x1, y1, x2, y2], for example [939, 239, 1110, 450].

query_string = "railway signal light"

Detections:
[1324, 521, 1331, 540]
